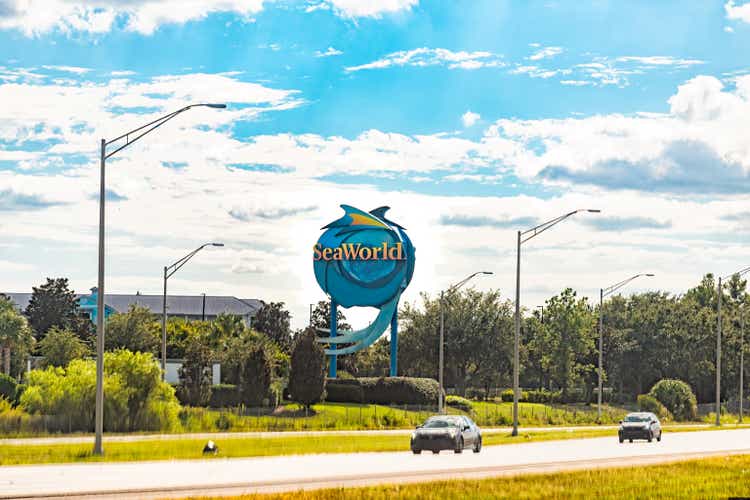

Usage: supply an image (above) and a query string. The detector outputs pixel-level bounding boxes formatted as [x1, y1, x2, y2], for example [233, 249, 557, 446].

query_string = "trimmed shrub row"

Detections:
[325, 377, 440, 405]
[637, 394, 672, 420]
[445, 395, 473, 413]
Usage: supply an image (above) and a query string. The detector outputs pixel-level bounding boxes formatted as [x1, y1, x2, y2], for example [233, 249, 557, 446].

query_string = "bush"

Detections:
[178, 334, 213, 407]
[446, 395, 473, 413]
[360, 377, 440, 405]
[20, 350, 179, 432]
[500, 389, 530, 403]
[649, 379, 697, 421]
[325, 378, 364, 403]
[239, 344, 272, 406]
[637, 394, 672, 420]
[208, 384, 241, 408]
[0, 373, 17, 403]
[288, 328, 326, 409]
[526, 389, 562, 404]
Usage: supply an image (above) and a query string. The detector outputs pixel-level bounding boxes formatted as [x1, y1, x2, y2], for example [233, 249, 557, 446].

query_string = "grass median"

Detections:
[183, 454, 750, 500]
[0, 426, 726, 466]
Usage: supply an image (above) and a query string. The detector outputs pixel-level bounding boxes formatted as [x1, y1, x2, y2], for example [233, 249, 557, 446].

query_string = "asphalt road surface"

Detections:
[2, 429, 750, 499]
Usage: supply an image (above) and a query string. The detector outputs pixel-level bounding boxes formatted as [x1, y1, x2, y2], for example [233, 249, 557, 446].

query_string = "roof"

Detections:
[3, 292, 262, 317]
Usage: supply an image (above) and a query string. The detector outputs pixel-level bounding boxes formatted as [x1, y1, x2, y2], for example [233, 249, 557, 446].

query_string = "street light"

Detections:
[741, 305, 746, 424]
[716, 265, 750, 426]
[94, 103, 226, 455]
[598, 273, 654, 420]
[512, 209, 600, 436]
[161, 242, 224, 379]
[438, 271, 493, 413]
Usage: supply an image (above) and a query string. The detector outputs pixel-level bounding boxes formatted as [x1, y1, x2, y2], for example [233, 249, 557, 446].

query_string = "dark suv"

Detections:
[618, 412, 662, 443]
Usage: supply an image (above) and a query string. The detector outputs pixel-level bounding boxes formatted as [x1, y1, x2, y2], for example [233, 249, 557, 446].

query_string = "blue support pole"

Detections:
[390, 307, 398, 377]
[329, 299, 337, 378]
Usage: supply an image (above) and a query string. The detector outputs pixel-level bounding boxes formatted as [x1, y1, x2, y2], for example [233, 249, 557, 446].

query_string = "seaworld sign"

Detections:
[312, 205, 415, 378]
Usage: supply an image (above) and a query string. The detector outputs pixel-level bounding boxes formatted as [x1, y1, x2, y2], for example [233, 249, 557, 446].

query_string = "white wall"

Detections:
[165, 360, 221, 385]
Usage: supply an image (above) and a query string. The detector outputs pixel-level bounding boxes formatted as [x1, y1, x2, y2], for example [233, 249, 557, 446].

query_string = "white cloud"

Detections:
[0, 0, 264, 36]
[529, 46, 563, 61]
[346, 47, 505, 72]
[615, 56, 704, 67]
[41, 65, 91, 74]
[560, 80, 591, 86]
[461, 110, 480, 127]
[726, 1, 750, 23]
[725, 25, 735, 33]
[315, 46, 343, 58]
[323, 0, 418, 18]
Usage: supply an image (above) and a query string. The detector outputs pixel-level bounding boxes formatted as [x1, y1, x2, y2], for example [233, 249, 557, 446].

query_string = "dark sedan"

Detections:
[410, 415, 482, 454]
[618, 412, 662, 443]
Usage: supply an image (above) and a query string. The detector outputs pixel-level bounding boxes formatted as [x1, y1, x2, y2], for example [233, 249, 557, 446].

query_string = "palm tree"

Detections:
[0, 296, 32, 375]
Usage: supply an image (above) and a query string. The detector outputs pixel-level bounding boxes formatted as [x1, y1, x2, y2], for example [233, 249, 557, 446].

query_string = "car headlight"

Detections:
[448, 429, 457, 438]
[411, 432, 417, 440]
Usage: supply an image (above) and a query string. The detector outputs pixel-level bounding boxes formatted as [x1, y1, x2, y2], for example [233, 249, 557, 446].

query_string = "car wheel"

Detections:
[629, 439, 633, 443]
[473, 437, 482, 453]
[454, 438, 464, 454]
[432, 450, 440, 455]
[657, 432, 662, 442]
[412, 449, 421, 455]
[618, 436, 624, 443]
[648, 432, 653, 443]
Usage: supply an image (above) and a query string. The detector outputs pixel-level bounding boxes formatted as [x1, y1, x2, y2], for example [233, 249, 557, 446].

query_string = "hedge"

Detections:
[500, 389, 530, 402]
[445, 395, 473, 413]
[326, 377, 440, 405]
[208, 384, 242, 408]
[325, 378, 364, 403]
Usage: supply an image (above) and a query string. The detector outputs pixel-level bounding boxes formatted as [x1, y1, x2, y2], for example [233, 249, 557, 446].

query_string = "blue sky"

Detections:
[1, 0, 749, 328]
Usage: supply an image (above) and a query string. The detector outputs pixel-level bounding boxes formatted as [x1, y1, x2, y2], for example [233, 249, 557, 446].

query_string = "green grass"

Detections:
[1, 425, 739, 466]
[182, 454, 750, 500]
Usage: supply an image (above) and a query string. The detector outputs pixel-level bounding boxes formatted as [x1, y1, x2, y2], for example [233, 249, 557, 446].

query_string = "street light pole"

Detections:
[438, 271, 493, 414]
[93, 103, 225, 456]
[598, 273, 654, 420]
[511, 209, 600, 437]
[741, 306, 745, 424]
[161, 243, 224, 379]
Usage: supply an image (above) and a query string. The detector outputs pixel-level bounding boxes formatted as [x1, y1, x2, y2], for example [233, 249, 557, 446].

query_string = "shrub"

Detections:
[500, 389, 530, 403]
[637, 394, 672, 420]
[178, 334, 213, 407]
[325, 378, 364, 403]
[20, 350, 179, 432]
[446, 395, 473, 413]
[208, 384, 241, 408]
[360, 377, 440, 405]
[239, 344, 272, 406]
[526, 389, 562, 404]
[0, 373, 17, 403]
[288, 328, 326, 409]
[649, 379, 697, 421]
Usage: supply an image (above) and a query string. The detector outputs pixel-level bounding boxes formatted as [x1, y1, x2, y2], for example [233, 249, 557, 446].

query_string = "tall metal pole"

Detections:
[328, 299, 337, 378]
[94, 139, 105, 456]
[439, 291, 445, 414]
[161, 266, 168, 379]
[716, 276, 722, 426]
[512, 230, 521, 437]
[741, 308, 745, 424]
[598, 288, 604, 420]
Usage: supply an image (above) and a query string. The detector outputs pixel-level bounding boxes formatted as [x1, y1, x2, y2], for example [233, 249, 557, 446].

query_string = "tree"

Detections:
[177, 332, 213, 406]
[541, 288, 596, 400]
[239, 343, 272, 406]
[0, 295, 34, 376]
[399, 289, 514, 396]
[310, 300, 352, 331]
[105, 305, 160, 354]
[38, 327, 89, 368]
[288, 327, 326, 410]
[25, 278, 91, 341]
[252, 302, 292, 352]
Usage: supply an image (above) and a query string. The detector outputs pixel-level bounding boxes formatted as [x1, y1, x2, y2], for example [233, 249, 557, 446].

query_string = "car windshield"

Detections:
[624, 414, 651, 422]
[423, 418, 460, 428]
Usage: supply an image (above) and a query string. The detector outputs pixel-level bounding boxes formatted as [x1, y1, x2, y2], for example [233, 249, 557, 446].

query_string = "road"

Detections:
[1, 428, 749, 499]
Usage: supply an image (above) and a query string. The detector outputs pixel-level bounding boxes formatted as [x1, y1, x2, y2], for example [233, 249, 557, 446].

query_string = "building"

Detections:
[5, 287, 262, 325]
